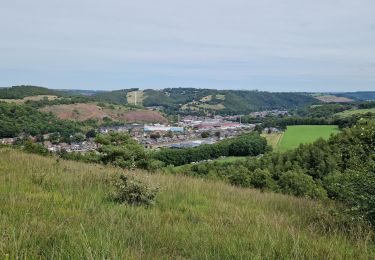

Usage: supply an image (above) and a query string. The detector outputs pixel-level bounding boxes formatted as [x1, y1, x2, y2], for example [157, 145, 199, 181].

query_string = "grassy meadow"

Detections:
[335, 108, 375, 117]
[277, 125, 340, 152]
[0, 149, 374, 259]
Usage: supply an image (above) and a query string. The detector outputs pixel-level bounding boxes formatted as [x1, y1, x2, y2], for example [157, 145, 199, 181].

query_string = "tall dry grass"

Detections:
[0, 149, 374, 259]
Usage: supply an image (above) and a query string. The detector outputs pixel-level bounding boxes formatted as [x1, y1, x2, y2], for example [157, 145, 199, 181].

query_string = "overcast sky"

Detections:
[1, 0, 375, 91]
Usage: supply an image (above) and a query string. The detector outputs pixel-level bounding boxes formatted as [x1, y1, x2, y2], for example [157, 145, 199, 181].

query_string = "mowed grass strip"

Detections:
[0, 149, 374, 259]
[278, 125, 340, 152]
[262, 133, 283, 151]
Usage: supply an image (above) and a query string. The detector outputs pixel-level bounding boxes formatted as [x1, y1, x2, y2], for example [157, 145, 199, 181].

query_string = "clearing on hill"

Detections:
[0, 95, 59, 104]
[40, 103, 168, 123]
[0, 149, 373, 259]
[126, 90, 145, 105]
[278, 125, 340, 152]
[314, 95, 353, 103]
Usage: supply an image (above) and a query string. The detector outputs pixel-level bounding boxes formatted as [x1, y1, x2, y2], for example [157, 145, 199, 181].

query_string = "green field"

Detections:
[278, 125, 340, 152]
[1, 149, 373, 259]
[335, 108, 375, 117]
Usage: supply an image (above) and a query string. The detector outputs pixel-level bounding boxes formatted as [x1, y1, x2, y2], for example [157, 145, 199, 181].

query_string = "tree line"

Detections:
[152, 133, 269, 166]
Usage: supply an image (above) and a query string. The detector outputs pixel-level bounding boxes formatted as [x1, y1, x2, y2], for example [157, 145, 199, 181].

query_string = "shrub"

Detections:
[23, 140, 49, 156]
[112, 174, 159, 206]
[324, 170, 375, 226]
[278, 171, 327, 199]
[228, 166, 251, 187]
[250, 169, 278, 191]
[146, 159, 165, 172]
[201, 131, 210, 138]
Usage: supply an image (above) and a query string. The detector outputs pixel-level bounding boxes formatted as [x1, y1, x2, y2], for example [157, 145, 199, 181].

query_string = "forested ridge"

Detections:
[0, 85, 63, 99]
[142, 88, 317, 114]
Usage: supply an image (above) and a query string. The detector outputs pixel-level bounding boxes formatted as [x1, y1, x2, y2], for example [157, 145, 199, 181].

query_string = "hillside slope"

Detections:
[40, 103, 168, 123]
[0, 149, 373, 259]
[143, 88, 317, 114]
[90, 88, 317, 114]
[0, 86, 318, 114]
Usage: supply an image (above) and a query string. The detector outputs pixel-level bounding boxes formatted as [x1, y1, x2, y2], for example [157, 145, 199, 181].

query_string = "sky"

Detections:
[1, 0, 375, 92]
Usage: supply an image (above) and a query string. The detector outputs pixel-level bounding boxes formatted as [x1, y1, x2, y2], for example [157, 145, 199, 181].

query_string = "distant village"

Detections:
[1, 110, 288, 153]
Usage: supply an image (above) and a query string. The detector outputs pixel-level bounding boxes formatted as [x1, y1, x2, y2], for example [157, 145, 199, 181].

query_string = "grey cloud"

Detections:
[0, 0, 374, 90]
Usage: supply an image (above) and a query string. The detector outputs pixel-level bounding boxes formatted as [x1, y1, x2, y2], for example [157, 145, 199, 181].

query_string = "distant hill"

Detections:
[334, 91, 375, 101]
[0, 85, 63, 99]
[92, 88, 139, 104]
[99, 88, 317, 114]
[0, 86, 319, 114]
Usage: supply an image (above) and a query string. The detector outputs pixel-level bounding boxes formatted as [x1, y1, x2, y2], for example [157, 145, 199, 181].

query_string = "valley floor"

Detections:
[0, 149, 374, 259]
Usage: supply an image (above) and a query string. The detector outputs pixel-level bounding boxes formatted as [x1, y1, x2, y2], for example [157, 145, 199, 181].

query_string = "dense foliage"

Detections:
[142, 88, 317, 114]
[152, 133, 268, 166]
[0, 85, 63, 99]
[221, 90, 316, 114]
[25, 96, 93, 108]
[295, 103, 353, 118]
[0, 102, 79, 138]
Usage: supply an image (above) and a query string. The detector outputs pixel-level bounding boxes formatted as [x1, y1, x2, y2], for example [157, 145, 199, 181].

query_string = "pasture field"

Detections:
[278, 125, 340, 152]
[335, 108, 375, 117]
[0, 149, 373, 259]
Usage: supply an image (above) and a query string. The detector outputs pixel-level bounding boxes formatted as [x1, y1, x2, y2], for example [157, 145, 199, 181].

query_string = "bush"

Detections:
[228, 166, 251, 187]
[324, 170, 375, 226]
[201, 131, 210, 138]
[250, 169, 278, 191]
[23, 140, 49, 156]
[278, 171, 327, 199]
[112, 174, 159, 206]
[146, 159, 165, 172]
